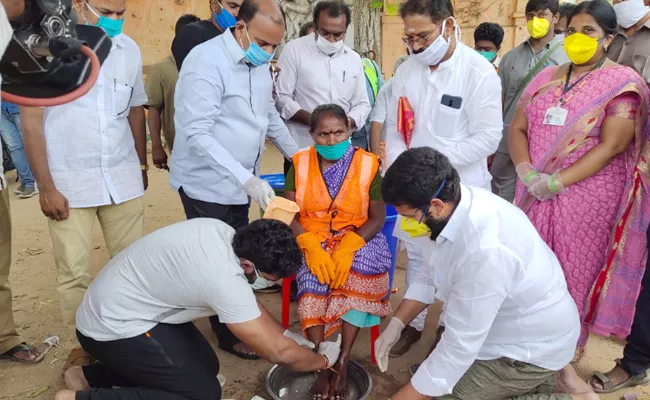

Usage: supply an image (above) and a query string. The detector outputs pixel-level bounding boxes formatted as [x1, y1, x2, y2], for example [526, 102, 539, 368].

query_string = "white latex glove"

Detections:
[0, 173, 5, 190]
[318, 333, 342, 368]
[283, 329, 315, 349]
[243, 176, 275, 210]
[374, 317, 405, 372]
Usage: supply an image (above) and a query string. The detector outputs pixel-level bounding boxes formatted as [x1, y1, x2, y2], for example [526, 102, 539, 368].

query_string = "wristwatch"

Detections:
[140, 165, 149, 171]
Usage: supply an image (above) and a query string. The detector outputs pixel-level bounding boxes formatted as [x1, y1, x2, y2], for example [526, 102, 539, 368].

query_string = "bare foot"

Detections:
[589, 364, 631, 390]
[1, 343, 43, 364]
[54, 390, 76, 400]
[329, 357, 349, 400]
[64, 366, 90, 391]
[309, 369, 330, 399]
[556, 364, 597, 399]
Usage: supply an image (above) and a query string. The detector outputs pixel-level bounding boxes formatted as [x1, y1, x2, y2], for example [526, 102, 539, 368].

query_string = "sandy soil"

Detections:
[1, 145, 649, 400]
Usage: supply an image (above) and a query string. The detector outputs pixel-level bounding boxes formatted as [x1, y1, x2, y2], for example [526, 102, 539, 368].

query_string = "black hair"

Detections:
[299, 21, 315, 37]
[400, 0, 454, 23]
[232, 219, 301, 278]
[569, 0, 617, 35]
[175, 14, 201, 35]
[313, 1, 352, 27]
[238, 0, 285, 24]
[310, 104, 349, 132]
[473, 22, 505, 47]
[525, 0, 560, 15]
[559, 2, 576, 18]
[382, 147, 461, 208]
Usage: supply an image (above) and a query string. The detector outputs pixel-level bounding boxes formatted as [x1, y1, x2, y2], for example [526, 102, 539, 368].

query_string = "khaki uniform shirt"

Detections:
[608, 18, 650, 88]
[145, 56, 178, 150]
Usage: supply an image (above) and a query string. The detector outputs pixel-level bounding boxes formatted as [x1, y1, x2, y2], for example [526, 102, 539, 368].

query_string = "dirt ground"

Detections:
[1, 145, 649, 400]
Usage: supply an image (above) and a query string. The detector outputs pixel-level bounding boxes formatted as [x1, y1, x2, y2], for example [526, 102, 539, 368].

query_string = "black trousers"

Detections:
[621, 225, 650, 376]
[76, 323, 221, 400]
[178, 187, 249, 347]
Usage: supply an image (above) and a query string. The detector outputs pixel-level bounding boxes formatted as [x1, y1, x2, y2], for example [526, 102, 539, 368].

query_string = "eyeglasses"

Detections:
[406, 177, 448, 222]
[401, 30, 437, 46]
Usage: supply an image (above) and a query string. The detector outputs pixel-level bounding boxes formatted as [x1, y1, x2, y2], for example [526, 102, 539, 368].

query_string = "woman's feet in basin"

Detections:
[329, 356, 350, 400]
[310, 369, 331, 399]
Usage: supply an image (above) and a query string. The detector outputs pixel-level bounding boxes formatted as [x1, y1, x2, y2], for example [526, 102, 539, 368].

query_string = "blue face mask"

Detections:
[214, 2, 237, 30]
[240, 24, 275, 67]
[84, 2, 124, 38]
[476, 49, 497, 63]
[315, 139, 350, 160]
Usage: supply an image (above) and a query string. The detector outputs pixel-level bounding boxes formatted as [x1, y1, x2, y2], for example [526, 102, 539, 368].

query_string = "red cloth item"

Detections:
[397, 96, 414, 148]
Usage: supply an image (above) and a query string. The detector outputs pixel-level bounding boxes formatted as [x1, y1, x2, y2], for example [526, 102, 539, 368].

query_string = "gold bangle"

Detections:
[140, 165, 149, 171]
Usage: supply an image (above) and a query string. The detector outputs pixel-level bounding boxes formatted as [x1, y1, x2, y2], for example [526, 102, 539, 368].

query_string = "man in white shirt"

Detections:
[275, 0, 370, 154]
[170, 0, 298, 359]
[384, 0, 502, 358]
[375, 147, 596, 400]
[54, 218, 342, 400]
[0, 0, 42, 364]
[20, 0, 148, 329]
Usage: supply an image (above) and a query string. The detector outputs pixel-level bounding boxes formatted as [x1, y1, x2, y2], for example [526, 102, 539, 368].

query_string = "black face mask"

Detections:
[424, 214, 450, 241]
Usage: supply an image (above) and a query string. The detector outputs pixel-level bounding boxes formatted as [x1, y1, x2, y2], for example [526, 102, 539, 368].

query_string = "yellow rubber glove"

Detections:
[330, 232, 366, 289]
[296, 232, 336, 285]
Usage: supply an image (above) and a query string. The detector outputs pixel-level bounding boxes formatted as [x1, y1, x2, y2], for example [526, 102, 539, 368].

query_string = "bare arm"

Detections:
[559, 115, 635, 187]
[147, 107, 168, 170]
[227, 302, 327, 372]
[128, 105, 148, 190]
[289, 110, 312, 126]
[393, 299, 430, 328]
[284, 189, 305, 236]
[20, 106, 69, 221]
[356, 199, 385, 242]
[507, 104, 532, 167]
[392, 382, 430, 400]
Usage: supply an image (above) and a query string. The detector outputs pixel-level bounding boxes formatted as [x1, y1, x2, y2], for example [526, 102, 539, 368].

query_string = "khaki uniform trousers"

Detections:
[436, 358, 572, 400]
[48, 197, 144, 327]
[0, 187, 23, 354]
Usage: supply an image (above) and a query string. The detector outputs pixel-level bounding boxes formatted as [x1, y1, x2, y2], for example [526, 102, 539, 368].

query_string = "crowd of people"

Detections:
[0, 0, 649, 398]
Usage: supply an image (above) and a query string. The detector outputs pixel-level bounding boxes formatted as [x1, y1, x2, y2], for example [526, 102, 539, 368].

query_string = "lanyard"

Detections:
[559, 57, 606, 105]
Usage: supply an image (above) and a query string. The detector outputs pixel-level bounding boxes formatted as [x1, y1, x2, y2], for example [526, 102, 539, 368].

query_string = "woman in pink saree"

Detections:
[509, 0, 650, 360]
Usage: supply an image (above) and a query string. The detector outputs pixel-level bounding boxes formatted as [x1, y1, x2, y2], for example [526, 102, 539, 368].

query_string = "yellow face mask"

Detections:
[527, 17, 550, 39]
[400, 217, 431, 238]
[564, 33, 600, 65]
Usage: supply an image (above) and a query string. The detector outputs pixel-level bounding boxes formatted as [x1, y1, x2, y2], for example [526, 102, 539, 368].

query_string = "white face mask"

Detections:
[315, 33, 344, 55]
[247, 266, 278, 289]
[410, 18, 458, 67]
[555, 33, 565, 41]
[614, 0, 650, 28]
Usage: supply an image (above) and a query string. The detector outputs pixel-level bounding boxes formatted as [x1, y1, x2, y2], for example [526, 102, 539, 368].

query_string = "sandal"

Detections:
[591, 359, 650, 394]
[0, 343, 44, 364]
[62, 347, 95, 373]
[218, 342, 260, 360]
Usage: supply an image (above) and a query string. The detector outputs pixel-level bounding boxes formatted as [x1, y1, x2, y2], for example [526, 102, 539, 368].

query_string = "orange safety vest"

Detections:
[293, 146, 380, 241]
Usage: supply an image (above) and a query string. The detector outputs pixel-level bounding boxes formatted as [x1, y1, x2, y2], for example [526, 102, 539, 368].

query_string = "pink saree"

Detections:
[514, 65, 650, 352]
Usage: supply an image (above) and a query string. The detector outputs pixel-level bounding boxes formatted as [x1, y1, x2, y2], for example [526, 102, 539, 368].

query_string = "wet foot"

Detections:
[64, 366, 90, 391]
[309, 369, 330, 399]
[589, 364, 630, 390]
[232, 342, 257, 357]
[329, 357, 349, 400]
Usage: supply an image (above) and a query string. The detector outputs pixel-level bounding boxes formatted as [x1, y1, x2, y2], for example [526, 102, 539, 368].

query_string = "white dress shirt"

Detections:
[275, 34, 371, 148]
[386, 42, 502, 190]
[406, 185, 580, 397]
[170, 29, 298, 205]
[42, 34, 146, 208]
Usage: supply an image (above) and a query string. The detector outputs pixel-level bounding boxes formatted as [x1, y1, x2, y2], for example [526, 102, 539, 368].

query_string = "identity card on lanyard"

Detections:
[543, 106, 568, 126]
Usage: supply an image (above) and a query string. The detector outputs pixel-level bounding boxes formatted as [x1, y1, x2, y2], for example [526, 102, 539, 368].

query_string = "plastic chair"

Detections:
[281, 205, 399, 365]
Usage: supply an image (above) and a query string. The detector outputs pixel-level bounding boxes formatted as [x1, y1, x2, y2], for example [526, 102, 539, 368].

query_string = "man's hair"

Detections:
[313, 0, 352, 27]
[310, 104, 349, 132]
[382, 147, 461, 208]
[232, 219, 301, 278]
[525, 0, 560, 15]
[558, 2, 576, 18]
[175, 14, 200, 35]
[238, 0, 286, 25]
[299, 21, 315, 37]
[400, 0, 454, 23]
[473, 22, 504, 48]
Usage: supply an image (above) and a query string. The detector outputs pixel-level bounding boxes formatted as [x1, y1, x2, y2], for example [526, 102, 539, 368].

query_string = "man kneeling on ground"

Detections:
[375, 147, 598, 400]
[55, 218, 340, 400]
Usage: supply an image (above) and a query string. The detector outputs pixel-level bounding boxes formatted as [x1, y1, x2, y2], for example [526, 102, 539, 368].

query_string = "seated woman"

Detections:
[509, 0, 650, 363]
[284, 104, 393, 400]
